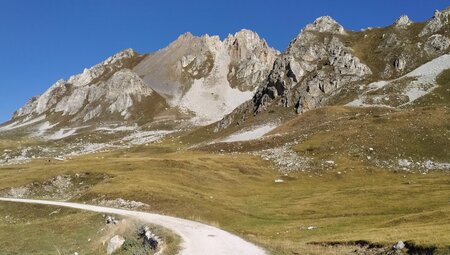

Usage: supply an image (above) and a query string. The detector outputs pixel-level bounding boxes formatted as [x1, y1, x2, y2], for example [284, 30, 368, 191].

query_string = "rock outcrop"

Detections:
[394, 15, 412, 28]
[425, 34, 450, 56]
[13, 49, 156, 124]
[304, 16, 345, 34]
[216, 7, 450, 132]
[6, 7, 450, 136]
[134, 29, 278, 124]
[10, 29, 278, 129]
[394, 57, 407, 72]
[253, 19, 371, 114]
[420, 8, 450, 37]
[138, 225, 163, 250]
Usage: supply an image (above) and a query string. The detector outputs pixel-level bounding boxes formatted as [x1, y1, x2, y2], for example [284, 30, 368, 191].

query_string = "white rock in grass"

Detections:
[393, 240, 405, 250]
[107, 235, 125, 255]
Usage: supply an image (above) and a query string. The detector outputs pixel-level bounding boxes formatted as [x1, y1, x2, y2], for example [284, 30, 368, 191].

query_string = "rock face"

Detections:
[394, 15, 412, 28]
[304, 16, 345, 34]
[216, 7, 450, 131]
[12, 30, 277, 129]
[425, 34, 450, 56]
[13, 49, 156, 125]
[107, 235, 125, 255]
[6, 7, 450, 135]
[133, 29, 278, 124]
[253, 18, 371, 115]
[420, 8, 450, 37]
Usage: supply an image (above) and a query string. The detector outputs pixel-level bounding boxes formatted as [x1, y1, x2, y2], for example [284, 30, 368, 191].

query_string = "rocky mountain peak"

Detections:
[420, 7, 450, 36]
[394, 15, 412, 28]
[225, 29, 261, 47]
[304, 16, 345, 34]
[224, 29, 278, 62]
[67, 48, 141, 88]
[223, 29, 279, 92]
[12, 48, 153, 123]
[119, 29, 278, 125]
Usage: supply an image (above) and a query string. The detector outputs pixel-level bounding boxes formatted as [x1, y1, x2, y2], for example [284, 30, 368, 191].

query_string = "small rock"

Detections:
[105, 215, 118, 225]
[307, 226, 317, 230]
[139, 226, 162, 250]
[398, 159, 412, 167]
[393, 240, 405, 250]
[274, 179, 284, 183]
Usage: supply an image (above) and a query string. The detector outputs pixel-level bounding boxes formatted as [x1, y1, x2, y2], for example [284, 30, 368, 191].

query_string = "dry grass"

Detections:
[0, 202, 105, 255]
[0, 71, 449, 254]
[0, 140, 449, 254]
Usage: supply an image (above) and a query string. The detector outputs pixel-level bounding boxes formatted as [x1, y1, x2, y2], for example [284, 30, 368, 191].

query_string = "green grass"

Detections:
[0, 201, 180, 255]
[0, 202, 105, 255]
[1, 76, 449, 254]
[0, 141, 449, 254]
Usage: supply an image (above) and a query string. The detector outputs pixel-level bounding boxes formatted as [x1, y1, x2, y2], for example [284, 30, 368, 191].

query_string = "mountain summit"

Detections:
[2, 7, 450, 144]
[214, 7, 450, 131]
[10, 29, 278, 134]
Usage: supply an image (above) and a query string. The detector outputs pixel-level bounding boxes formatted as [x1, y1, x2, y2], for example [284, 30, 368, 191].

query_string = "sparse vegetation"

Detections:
[0, 131, 449, 254]
[0, 202, 105, 254]
[1, 6, 450, 255]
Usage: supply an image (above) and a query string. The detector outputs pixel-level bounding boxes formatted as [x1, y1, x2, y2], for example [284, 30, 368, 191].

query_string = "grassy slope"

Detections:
[0, 202, 105, 255]
[0, 200, 180, 255]
[0, 72, 449, 255]
[0, 140, 449, 254]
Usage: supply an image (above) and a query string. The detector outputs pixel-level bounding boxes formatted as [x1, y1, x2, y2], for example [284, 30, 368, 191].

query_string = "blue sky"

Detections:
[0, 0, 449, 123]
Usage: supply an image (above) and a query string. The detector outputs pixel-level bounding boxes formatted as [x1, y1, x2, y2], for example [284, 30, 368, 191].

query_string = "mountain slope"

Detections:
[215, 9, 450, 131]
[133, 29, 278, 124]
[5, 29, 278, 136]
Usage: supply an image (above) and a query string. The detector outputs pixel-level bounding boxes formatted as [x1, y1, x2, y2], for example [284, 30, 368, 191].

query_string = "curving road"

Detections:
[0, 197, 267, 255]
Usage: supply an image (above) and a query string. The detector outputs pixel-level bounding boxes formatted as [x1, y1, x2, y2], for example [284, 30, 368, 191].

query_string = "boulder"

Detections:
[105, 215, 118, 225]
[394, 57, 407, 72]
[138, 226, 163, 250]
[393, 240, 405, 250]
[107, 235, 125, 255]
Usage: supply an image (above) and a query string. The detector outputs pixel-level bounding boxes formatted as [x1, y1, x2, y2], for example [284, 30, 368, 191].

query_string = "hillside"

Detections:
[0, 6, 449, 255]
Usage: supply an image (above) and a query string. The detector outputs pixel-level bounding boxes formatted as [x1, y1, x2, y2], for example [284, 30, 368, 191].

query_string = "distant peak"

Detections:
[433, 7, 450, 19]
[232, 29, 259, 38]
[177, 32, 194, 40]
[304, 16, 345, 34]
[394, 15, 412, 27]
[102, 48, 139, 66]
[420, 7, 450, 37]
[225, 29, 261, 44]
[118, 48, 138, 56]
